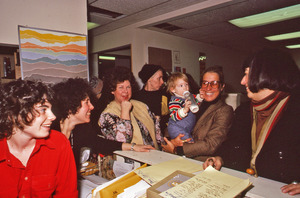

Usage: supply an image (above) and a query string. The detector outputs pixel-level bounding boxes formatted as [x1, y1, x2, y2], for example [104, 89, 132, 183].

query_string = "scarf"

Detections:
[249, 91, 290, 177]
[102, 99, 159, 149]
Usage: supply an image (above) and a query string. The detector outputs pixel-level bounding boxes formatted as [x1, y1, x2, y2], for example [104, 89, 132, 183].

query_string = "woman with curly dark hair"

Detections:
[51, 77, 154, 175]
[99, 66, 165, 150]
[51, 77, 95, 139]
[0, 79, 78, 197]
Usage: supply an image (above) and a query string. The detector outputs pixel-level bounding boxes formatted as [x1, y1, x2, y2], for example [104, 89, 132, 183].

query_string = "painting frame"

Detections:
[173, 50, 181, 64]
[18, 26, 88, 84]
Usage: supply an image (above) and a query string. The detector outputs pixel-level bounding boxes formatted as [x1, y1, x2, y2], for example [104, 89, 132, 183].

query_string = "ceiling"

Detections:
[87, 0, 300, 53]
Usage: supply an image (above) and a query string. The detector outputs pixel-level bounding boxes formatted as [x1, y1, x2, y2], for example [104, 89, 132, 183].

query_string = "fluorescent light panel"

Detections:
[99, 56, 115, 60]
[229, 4, 300, 28]
[286, 44, 300, 49]
[265, 31, 300, 41]
[87, 22, 100, 30]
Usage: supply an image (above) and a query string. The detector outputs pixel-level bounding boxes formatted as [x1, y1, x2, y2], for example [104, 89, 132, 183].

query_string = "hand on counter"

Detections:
[122, 143, 154, 152]
[281, 182, 300, 195]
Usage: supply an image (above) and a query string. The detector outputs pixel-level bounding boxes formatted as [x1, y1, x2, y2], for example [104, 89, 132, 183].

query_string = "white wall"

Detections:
[92, 26, 247, 93]
[0, 0, 87, 45]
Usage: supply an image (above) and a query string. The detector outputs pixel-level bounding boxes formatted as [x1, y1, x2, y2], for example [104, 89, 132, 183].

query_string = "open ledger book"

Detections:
[157, 166, 252, 198]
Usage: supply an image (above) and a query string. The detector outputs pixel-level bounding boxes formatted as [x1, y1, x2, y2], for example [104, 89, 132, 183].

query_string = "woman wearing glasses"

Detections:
[163, 66, 234, 161]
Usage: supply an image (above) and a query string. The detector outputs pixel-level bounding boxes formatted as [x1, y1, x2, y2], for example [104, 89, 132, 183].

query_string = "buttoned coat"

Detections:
[183, 99, 234, 159]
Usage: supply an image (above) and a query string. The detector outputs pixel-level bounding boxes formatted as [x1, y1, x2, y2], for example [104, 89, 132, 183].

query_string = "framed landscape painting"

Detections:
[18, 26, 88, 84]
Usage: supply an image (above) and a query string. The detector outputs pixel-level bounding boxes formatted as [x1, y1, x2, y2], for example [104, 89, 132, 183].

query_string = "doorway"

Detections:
[97, 45, 131, 79]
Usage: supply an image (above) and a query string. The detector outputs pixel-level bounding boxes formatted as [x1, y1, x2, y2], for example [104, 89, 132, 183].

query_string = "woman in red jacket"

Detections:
[0, 79, 78, 197]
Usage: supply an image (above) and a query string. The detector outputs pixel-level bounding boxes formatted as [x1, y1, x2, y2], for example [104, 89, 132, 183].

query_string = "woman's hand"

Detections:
[161, 137, 176, 154]
[171, 134, 192, 147]
[281, 183, 300, 195]
[120, 100, 132, 120]
[122, 143, 154, 152]
[134, 144, 155, 152]
[203, 156, 223, 170]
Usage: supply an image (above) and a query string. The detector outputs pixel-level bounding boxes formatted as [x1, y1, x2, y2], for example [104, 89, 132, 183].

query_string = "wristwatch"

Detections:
[131, 142, 136, 151]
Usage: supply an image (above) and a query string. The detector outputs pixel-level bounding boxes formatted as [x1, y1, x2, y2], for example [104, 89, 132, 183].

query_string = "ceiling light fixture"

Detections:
[99, 56, 116, 60]
[286, 44, 300, 49]
[229, 4, 300, 28]
[265, 31, 300, 41]
[87, 22, 100, 30]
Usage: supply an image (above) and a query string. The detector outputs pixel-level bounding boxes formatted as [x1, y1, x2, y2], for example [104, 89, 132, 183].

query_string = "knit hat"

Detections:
[138, 64, 165, 84]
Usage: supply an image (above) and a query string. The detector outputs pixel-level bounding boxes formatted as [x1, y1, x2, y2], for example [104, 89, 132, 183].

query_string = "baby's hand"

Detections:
[183, 99, 191, 114]
[199, 89, 205, 99]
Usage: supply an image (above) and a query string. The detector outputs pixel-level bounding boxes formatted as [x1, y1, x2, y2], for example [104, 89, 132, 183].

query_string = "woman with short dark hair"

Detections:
[163, 66, 234, 160]
[203, 48, 300, 195]
[99, 66, 165, 149]
[243, 49, 299, 93]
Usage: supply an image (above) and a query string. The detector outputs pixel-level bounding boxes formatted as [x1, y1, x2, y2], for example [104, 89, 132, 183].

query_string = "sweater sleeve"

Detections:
[169, 98, 187, 121]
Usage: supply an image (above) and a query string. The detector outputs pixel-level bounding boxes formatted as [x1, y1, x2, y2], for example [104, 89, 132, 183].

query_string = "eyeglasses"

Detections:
[201, 81, 220, 89]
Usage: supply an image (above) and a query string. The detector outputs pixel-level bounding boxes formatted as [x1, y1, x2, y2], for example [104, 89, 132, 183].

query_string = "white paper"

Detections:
[113, 160, 134, 177]
[117, 180, 151, 198]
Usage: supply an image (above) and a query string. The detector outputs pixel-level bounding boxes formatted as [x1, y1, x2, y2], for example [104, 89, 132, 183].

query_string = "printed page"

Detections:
[134, 157, 203, 185]
[160, 166, 251, 198]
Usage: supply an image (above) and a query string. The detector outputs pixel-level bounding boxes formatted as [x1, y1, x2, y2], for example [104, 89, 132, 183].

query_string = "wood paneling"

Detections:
[148, 47, 172, 73]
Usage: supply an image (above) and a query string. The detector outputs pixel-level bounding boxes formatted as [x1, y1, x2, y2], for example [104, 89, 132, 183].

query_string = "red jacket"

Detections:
[0, 130, 78, 197]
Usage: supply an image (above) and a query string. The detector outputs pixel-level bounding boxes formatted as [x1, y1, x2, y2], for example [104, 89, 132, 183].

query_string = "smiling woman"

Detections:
[99, 66, 165, 149]
[50, 78, 124, 172]
[0, 79, 78, 197]
[51, 78, 95, 139]
[163, 66, 234, 161]
[50, 77, 155, 177]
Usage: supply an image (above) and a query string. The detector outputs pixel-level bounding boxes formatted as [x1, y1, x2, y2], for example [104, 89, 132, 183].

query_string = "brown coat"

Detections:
[183, 99, 233, 160]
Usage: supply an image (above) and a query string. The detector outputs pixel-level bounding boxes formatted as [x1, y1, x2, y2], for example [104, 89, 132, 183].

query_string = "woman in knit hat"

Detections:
[133, 64, 170, 134]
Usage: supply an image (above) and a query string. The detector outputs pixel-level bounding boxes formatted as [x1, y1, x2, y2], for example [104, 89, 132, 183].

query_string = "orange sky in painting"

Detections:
[21, 42, 86, 55]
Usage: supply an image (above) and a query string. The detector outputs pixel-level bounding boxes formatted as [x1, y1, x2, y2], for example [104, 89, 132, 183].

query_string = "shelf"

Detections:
[0, 47, 20, 83]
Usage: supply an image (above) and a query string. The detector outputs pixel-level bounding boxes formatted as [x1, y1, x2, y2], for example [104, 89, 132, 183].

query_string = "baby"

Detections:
[167, 72, 202, 142]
